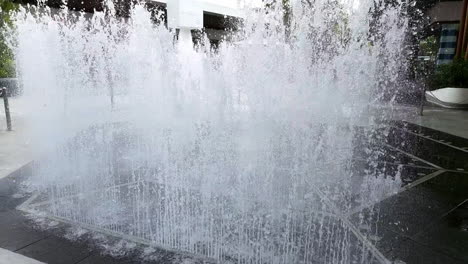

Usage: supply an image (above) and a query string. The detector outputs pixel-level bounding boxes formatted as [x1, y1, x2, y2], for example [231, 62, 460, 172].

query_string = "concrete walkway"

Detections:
[0, 248, 44, 264]
[409, 106, 468, 139]
[0, 99, 40, 264]
[373, 104, 468, 139]
[0, 98, 31, 179]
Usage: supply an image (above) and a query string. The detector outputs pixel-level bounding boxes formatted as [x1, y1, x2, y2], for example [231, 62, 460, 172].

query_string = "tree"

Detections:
[0, 0, 17, 78]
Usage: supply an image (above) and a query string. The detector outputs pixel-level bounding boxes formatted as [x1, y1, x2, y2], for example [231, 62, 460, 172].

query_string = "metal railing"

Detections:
[1, 87, 12, 131]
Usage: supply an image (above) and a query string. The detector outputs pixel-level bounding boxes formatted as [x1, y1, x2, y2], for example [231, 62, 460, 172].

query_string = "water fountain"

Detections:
[9, 0, 409, 263]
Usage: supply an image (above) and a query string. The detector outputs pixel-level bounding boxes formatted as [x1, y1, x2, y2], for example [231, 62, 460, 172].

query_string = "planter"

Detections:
[425, 87, 468, 109]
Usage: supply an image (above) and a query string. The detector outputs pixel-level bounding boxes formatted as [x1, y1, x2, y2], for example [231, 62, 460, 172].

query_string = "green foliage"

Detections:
[0, 0, 17, 78]
[419, 36, 438, 58]
[430, 59, 468, 89]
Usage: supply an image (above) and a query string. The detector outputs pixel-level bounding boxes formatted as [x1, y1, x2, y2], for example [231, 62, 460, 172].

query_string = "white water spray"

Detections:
[9, 0, 408, 263]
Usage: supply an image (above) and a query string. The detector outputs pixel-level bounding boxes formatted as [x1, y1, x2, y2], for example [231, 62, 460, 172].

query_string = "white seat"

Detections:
[425, 87, 468, 109]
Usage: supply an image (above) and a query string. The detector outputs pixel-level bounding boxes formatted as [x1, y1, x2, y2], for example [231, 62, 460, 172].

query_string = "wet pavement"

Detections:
[0, 121, 467, 264]
[349, 121, 468, 263]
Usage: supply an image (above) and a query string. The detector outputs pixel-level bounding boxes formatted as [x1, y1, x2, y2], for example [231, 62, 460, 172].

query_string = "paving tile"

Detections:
[416, 172, 468, 206]
[383, 126, 468, 171]
[351, 172, 468, 239]
[385, 238, 465, 264]
[76, 250, 196, 264]
[351, 170, 468, 263]
[367, 228, 408, 255]
[16, 235, 93, 264]
[352, 142, 430, 168]
[395, 121, 468, 150]
[0, 177, 27, 212]
[325, 160, 438, 214]
[351, 192, 440, 239]
[0, 163, 33, 212]
[412, 200, 468, 263]
[0, 210, 49, 251]
[350, 160, 437, 186]
[76, 254, 141, 264]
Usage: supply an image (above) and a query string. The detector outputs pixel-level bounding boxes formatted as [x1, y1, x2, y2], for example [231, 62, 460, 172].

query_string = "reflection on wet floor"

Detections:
[350, 122, 468, 264]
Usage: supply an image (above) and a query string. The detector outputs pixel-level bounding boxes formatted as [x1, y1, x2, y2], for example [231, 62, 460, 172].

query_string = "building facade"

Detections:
[427, 0, 467, 64]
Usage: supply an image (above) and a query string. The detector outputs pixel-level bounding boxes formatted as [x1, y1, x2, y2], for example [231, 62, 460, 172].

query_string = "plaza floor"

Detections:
[1, 101, 467, 264]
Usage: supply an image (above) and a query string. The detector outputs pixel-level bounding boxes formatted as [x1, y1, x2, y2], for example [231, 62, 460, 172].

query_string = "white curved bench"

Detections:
[425, 87, 468, 109]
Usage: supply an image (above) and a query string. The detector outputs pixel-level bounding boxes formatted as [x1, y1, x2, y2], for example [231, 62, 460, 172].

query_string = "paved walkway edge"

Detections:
[0, 247, 45, 264]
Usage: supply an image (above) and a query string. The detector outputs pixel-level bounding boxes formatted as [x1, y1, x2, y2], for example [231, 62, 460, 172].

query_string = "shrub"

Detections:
[429, 59, 468, 90]
[0, 0, 17, 78]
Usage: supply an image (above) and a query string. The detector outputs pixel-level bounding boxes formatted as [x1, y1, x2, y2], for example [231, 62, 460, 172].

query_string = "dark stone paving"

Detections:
[0, 121, 467, 264]
[349, 122, 468, 264]
[16, 236, 93, 264]
[412, 200, 468, 263]
[386, 122, 468, 171]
